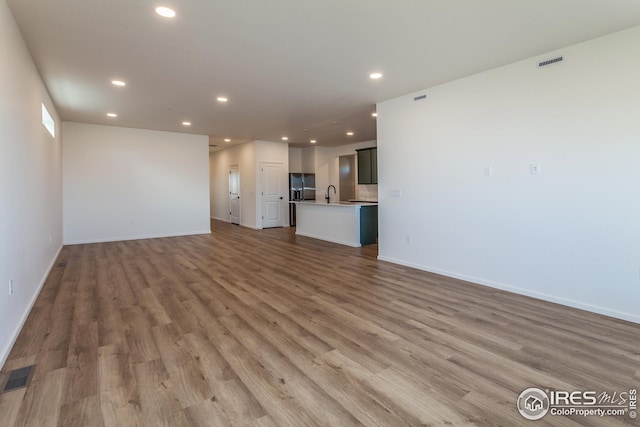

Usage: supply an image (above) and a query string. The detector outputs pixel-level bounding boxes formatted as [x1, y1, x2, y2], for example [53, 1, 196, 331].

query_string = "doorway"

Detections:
[229, 165, 240, 225]
[339, 154, 356, 201]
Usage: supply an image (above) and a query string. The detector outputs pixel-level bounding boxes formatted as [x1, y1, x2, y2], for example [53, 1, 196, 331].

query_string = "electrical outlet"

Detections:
[9, 279, 13, 295]
[530, 163, 541, 174]
[484, 166, 493, 176]
[405, 234, 412, 243]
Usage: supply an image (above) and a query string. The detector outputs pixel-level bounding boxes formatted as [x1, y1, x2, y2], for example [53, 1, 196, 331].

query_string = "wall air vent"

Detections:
[413, 94, 427, 101]
[538, 56, 563, 67]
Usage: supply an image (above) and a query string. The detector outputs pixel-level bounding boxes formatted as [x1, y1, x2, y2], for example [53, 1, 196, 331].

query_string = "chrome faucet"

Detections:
[326, 185, 336, 203]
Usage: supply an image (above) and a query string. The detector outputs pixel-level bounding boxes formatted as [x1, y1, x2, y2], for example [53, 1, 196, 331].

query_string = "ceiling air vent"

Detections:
[538, 56, 563, 67]
[413, 94, 427, 101]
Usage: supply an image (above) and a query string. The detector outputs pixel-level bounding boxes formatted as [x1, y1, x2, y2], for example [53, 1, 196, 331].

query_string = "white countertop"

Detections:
[292, 200, 378, 207]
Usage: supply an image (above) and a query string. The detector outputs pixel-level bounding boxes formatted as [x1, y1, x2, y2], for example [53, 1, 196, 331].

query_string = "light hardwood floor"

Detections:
[1, 220, 638, 426]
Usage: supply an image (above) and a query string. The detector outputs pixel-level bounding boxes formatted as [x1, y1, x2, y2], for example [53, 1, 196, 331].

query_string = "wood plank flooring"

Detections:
[1, 220, 638, 426]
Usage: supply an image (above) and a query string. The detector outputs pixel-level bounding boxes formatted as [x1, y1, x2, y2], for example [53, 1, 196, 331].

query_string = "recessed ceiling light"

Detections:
[281, 136, 288, 141]
[346, 131, 354, 136]
[155, 6, 176, 18]
[182, 121, 191, 126]
[310, 140, 317, 144]
[369, 72, 383, 79]
[217, 96, 228, 102]
[331, 121, 340, 125]
[111, 80, 126, 87]
[371, 112, 377, 117]
[106, 113, 117, 118]
[224, 138, 231, 142]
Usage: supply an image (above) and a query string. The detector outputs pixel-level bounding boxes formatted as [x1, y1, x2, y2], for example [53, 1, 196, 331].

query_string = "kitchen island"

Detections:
[293, 201, 378, 247]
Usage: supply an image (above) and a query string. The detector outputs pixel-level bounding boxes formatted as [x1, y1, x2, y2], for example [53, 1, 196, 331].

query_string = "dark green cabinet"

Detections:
[357, 147, 377, 184]
[359, 205, 378, 245]
[371, 148, 377, 184]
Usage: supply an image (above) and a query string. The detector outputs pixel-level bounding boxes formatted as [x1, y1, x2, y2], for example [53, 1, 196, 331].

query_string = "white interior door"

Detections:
[229, 165, 240, 225]
[261, 162, 284, 228]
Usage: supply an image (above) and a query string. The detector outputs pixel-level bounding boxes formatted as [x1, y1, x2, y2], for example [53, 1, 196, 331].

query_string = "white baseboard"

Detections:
[1, 244, 63, 368]
[377, 255, 640, 325]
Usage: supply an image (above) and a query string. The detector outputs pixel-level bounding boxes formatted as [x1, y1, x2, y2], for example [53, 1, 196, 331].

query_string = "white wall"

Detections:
[255, 140, 289, 228]
[63, 122, 210, 244]
[377, 26, 640, 323]
[289, 147, 302, 173]
[301, 146, 316, 173]
[0, 0, 63, 366]
[209, 142, 257, 228]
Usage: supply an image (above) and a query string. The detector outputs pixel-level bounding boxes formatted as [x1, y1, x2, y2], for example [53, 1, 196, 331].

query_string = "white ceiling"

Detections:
[7, 0, 640, 148]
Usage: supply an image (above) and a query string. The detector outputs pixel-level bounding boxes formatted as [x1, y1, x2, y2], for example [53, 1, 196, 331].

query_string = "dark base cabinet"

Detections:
[359, 205, 378, 245]
[289, 203, 296, 226]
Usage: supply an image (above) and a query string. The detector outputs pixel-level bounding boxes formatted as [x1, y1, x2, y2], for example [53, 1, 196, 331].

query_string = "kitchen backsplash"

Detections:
[357, 184, 378, 201]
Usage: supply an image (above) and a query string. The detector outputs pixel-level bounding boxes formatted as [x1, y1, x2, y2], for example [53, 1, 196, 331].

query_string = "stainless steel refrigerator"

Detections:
[289, 173, 315, 225]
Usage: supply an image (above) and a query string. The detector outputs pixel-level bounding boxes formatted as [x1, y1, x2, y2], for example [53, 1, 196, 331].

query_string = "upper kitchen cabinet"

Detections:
[357, 147, 377, 184]
[371, 148, 377, 184]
